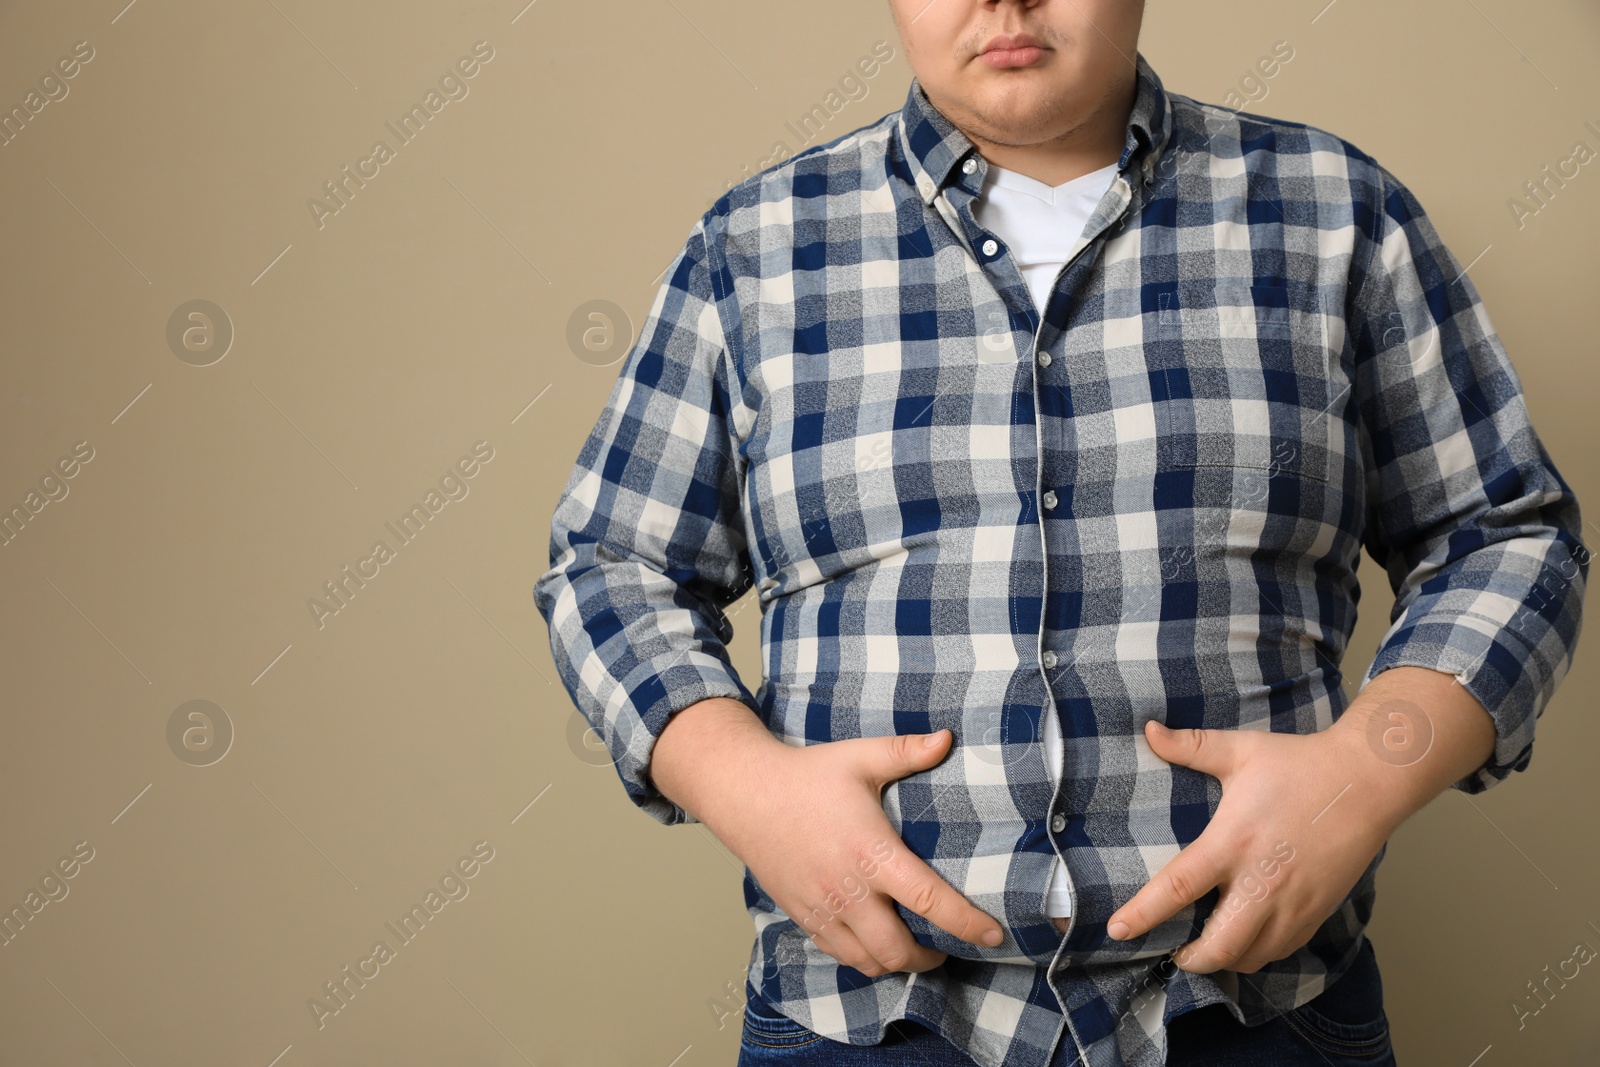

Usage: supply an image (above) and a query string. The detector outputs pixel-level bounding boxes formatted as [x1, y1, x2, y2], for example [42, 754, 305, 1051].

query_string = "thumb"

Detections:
[856, 728, 951, 790]
[1145, 721, 1236, 778]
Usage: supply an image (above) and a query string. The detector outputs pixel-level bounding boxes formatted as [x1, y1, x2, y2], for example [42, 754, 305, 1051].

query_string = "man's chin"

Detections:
[953, 107, 1071, 149]
[957, 79, 1070, 119]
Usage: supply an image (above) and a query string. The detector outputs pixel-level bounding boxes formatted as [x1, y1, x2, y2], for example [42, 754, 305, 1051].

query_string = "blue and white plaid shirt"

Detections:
[535, 52, 1586, 1067]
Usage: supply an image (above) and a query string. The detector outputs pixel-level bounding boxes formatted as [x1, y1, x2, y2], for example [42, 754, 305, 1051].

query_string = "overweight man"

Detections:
[535, 2, 1587, 1064]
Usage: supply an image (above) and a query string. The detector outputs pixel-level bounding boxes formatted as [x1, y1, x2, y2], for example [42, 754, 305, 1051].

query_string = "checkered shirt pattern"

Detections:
[534, 52, 1586, 1067]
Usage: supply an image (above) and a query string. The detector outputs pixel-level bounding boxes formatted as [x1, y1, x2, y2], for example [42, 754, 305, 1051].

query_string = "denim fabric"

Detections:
[738, 938, 1394, 1067]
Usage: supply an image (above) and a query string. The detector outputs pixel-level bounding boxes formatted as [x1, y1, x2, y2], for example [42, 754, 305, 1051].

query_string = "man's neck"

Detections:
[956, 73, 1137, 188]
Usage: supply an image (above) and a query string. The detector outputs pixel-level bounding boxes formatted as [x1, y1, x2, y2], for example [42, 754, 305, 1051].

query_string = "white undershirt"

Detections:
[972, 159, 1121, 322]
[971, 159, 1120, 919]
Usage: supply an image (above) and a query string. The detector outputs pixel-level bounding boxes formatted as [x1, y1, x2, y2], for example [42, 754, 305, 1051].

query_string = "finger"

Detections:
[873, 847, 1005, 948]
[850, 729, 953, 793]
[1249, 911, 1323, 971]
[1144, 722, 1239, 779]
[1229, 909, 1300, 974]
[808, 915, 898, 978]
[1107, 842, 1227, 941]
[843, 893, 953, 974]
[1172, 884, 1274, 974]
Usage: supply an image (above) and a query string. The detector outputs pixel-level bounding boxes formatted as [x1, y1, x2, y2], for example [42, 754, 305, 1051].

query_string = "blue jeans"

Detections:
[737, 936, 1395, 1066]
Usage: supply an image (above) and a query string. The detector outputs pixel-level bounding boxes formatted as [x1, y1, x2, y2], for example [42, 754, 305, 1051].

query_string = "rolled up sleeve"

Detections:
[1350, 162, 1588, 794]
[533, 212, 758, 825]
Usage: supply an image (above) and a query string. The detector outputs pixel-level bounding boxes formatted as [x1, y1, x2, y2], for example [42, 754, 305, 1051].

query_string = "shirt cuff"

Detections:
[612, 653, 762, 826]
[1362, 577, 1577, 794]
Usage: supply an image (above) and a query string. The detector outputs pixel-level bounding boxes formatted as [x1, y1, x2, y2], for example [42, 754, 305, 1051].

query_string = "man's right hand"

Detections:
[648, 697, 1005, 977]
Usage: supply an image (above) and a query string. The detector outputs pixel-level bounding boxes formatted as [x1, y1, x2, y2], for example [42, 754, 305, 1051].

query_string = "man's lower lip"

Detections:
[980, 46, 1045, 68]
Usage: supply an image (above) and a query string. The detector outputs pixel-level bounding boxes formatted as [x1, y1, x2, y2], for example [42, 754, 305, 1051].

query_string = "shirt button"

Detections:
[1042, 650, 1058, 669]
[1037, 351, 1052, 367]
[918, 176, 934, 197]
[981, 238, 999, 256]
[1042, 490, 1058, 511]
[962, 157, 978, 175]
[1050, 813, 1067, 834]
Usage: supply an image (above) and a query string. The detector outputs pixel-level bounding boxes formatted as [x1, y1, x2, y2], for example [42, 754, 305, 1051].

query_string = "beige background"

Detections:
[0, 1, 1595, 1063]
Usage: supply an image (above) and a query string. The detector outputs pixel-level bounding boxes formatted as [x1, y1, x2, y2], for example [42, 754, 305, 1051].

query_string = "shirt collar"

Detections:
[896, 51, 1173, 206]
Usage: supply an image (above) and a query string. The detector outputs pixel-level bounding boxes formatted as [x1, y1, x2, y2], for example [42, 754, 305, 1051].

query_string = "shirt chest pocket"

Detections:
[1151, 279, 1340, 485]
